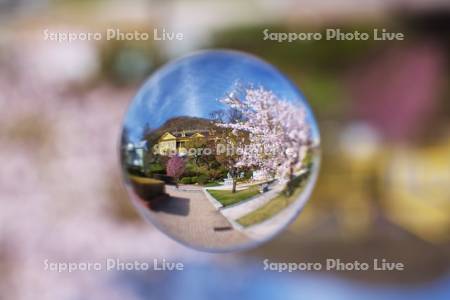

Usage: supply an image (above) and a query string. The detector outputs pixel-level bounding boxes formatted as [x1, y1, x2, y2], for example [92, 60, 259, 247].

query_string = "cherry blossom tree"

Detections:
[166, 155, 186, 187]
[217, 87, 310, 194]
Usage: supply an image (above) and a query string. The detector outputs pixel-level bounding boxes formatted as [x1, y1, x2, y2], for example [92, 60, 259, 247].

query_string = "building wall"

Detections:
[157, 140, 177, 155]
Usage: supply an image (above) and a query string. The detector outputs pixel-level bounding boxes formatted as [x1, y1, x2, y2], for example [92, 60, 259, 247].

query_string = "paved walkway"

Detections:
[131, 167, 315, 249]
[132, 185, 252, 251]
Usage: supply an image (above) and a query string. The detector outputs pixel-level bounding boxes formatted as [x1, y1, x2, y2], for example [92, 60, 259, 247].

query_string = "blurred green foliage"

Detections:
[100, 40, 162, 85]
[210, 24, 390, 117]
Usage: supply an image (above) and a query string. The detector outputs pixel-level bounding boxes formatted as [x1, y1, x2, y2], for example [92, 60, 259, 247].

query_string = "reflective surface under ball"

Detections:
[120, 50, 320, 252]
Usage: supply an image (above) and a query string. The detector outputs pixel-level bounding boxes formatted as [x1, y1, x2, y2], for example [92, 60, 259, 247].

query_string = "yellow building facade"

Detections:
[154, 131, 207, 156]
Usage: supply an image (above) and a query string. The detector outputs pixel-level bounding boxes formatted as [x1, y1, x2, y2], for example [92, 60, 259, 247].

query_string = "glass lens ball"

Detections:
[120, 50, 320, 252]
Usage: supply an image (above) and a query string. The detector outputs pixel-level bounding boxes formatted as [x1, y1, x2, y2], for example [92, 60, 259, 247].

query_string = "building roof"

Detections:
[159, 129, 210, 140]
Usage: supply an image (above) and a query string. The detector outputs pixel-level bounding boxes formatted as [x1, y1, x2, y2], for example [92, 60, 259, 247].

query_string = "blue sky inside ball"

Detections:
[123, 50, 320, 144]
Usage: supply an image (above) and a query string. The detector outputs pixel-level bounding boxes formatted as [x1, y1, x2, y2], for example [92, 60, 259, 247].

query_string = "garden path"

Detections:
[132, 185, 252, 250]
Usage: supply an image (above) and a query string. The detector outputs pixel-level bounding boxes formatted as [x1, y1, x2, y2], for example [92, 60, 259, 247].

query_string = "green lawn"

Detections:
[237, 175, 308, 227]
[207, 186, 260, 207]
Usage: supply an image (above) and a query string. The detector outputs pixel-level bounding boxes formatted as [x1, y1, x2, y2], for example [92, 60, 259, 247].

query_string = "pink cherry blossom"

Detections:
[218, 87, 310, 182]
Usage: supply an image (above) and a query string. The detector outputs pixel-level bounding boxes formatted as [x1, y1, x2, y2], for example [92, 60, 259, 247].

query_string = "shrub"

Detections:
[129, 176, 165, 202]
[190, 176, 198, 184]
[127, 166, 145, 177]
[183, 162, 197, 177]
[197, 174, 209, 185]
[153, 174, 176, 185]
[180, 177, 192, 184]
[208, 169, 223, 180]
[145, 163, 165, 176]
[196, 165, 209, 175]
[219, 166, 228, 178]
[243, 170, 253, 180]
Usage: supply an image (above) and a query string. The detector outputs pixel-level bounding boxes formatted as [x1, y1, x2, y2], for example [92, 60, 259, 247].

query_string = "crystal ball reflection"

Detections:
[120, 50, 320, 252]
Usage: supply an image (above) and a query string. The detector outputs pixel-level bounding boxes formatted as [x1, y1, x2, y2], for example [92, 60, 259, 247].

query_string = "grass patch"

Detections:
[207, 186, 260, 207]
[237, 174, 308, 227]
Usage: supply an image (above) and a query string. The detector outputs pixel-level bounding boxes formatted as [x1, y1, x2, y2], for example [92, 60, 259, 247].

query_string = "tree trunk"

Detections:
[232, 178, 237, 193]
[286, 165, 294, 196]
